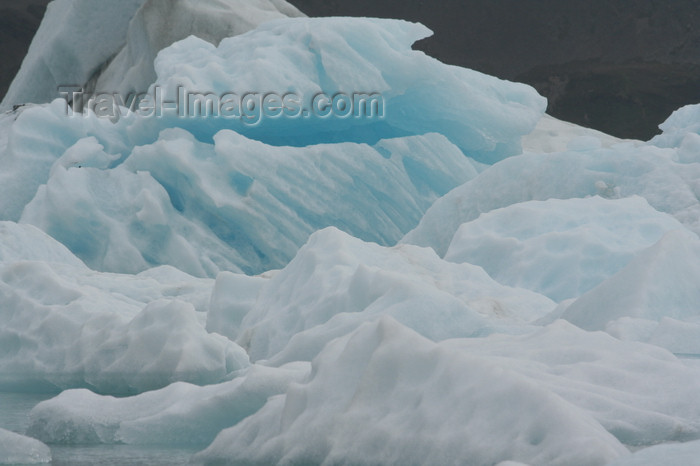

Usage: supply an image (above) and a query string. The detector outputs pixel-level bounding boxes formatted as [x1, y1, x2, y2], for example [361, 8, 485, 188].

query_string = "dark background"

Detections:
[2, 0, 700, 140]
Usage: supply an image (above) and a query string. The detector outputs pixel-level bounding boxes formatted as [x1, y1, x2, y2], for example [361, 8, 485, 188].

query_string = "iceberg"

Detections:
[27, 362, 309, 446]
[650, 103, 700, 150]
[16, 125, 475, 275]
[560, 229, 700, 331]
[1, 15, 545, 276]
[0, 0, 304, 112]
[0, 428, 51, 465]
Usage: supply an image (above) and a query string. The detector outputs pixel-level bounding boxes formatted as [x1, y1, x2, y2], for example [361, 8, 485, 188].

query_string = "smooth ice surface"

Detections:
[195, 318, 628, 466]
[403, 142, 700, 256]
[444, 196, 685, 301]
[445, 320, 700, 447]
[0, 221, 86, 267]
[27, 362, 309, 446]
[0, 428, 51, 464]
[235, 227, 555, 364]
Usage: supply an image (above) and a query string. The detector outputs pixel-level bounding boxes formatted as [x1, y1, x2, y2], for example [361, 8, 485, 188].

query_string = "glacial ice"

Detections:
[0, 428, 51, 464]
[551, 228, 700, 357]
[1, 5, 700, 465]
[94, 0, 305, 99]
[0, 16, 545, 276]
[444, 196, 686, 301]
[0, 0, 304, 112]
[150, 17, 545, 162]
[27, 362, 309, 446]
[194, 318, 629, 466]
[650, 103, 700, 150]
[608, 439, 700, 466]
[0, 0, 146, 111]
[15, 124, 475, 275]
[403, 141, 700, 256]
[0, 226, 248, 394]
[234, 227, 555, 364]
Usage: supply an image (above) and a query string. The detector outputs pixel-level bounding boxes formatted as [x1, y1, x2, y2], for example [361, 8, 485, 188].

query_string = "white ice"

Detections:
[0, 428, 51, 464]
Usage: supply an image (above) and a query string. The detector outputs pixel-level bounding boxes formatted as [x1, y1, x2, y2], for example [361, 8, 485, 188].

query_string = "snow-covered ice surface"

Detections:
[2, 4, 700, 465]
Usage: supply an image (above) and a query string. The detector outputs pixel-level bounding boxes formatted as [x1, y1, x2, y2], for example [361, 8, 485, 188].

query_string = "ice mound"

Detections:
[151, 17, 545, 163]
[444, 196, 685, 301]
[234, 227, 555, 364]
[194, 318, 628, 466]
[206, 271, 268, 341]
[0, 428, 51, 464]
[555, 229, 700, 355]
[403, 142, 700, 255]
[0, 0, 146, 111]
[27, 362, 309, 446]
[0, 221, 86, 267]
[95, 0, 305, 98]
[19, 148, 247, 277]
[651, 103, 700, 150]
[0, 100, 135, 222]
[447, 320, 700, 446]
[0, 255, 248, 394]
